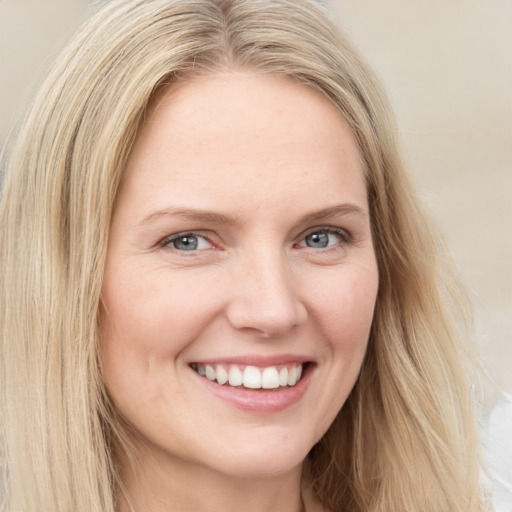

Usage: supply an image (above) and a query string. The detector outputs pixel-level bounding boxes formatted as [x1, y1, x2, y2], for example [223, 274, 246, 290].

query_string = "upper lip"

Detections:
[189, 354, 314, 367]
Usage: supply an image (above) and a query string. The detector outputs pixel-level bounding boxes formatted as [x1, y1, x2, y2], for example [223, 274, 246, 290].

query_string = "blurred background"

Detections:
[333, 1, 512, 398]
[0, 1, 510, 391]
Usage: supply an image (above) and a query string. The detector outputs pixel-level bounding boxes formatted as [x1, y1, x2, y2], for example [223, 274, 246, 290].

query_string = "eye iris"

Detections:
[306, 232, 329, 248]
[173, 235, 198, 251]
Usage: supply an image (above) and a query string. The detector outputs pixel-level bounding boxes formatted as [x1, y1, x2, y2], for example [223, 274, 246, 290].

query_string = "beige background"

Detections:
[1, 1, 511, 392]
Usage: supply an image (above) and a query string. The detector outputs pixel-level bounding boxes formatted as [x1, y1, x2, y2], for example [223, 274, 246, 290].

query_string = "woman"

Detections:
[0, 0, 485, 511]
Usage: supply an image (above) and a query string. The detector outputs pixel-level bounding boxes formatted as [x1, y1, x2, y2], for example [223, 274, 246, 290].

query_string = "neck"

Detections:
[117, 449, 305, 512]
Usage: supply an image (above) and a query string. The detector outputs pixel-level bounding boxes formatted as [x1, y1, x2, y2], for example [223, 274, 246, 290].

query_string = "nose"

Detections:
[226, 250, 308, 338]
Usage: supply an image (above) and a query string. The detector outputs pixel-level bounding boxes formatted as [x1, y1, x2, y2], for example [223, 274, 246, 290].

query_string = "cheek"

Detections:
[296, 262, 378, 441]
[99, 267, 224, 380]
[313, 262, 378, 348]
[98, 270, 219, 430]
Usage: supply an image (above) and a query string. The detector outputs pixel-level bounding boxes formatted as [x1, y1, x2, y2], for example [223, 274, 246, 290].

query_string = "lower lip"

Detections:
[193, 365, 313, 414]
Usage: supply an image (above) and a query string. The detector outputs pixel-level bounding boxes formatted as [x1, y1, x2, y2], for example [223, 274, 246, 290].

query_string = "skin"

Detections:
[100, 72, 379, 512]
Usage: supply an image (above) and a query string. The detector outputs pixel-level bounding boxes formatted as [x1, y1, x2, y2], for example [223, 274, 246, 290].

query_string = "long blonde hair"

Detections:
[0, 0, 483, 510]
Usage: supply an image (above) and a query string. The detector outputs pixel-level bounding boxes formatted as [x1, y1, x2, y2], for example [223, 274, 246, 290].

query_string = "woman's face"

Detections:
[100, 73, 379, 479]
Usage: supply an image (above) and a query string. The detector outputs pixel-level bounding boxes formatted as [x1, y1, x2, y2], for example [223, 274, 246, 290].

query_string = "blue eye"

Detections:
[164, 233, 211, 251]
[301, 229, 345, 249]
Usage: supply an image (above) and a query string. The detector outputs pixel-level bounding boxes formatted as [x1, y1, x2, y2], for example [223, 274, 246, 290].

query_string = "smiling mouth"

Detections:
[190, 362, 307, 390]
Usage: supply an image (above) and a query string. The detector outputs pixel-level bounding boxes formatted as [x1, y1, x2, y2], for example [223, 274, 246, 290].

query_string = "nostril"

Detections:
[226, 295, 307, 337]
[225, 260, 308, 336]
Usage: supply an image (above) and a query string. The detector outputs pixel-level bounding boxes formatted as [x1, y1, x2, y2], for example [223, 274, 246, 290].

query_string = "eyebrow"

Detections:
[139, 207, 235, 226]
[297, 204, 367, 224]
[138, 203, 366, 227]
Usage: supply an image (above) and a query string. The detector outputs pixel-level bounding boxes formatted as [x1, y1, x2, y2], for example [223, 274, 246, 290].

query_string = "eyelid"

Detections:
[158, 226, 353, 252]
[160, 231, 215, 250]
[297, 226, 352, 245]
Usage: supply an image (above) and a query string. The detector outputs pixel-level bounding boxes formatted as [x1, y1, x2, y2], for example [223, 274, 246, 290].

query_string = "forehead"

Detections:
[118, 72, 367, 218]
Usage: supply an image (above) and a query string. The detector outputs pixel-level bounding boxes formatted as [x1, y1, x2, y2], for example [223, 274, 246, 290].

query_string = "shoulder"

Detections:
[482, 391, 512, 511]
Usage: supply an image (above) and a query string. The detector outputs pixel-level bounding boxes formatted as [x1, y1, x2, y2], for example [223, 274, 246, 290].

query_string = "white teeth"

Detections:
[194, 363, 305, 389]
[279, 367, 288, 386]
[287, 366, 298, 386]
[228, 366, 243, 386]
[261, 367, 280, 389]
[205, 364, 216, 381]
[216, 365, 229, 385]
[243, 366, 262, 388]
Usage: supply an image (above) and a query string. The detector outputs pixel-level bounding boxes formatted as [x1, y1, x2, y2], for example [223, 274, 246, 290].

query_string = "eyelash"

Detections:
[298, 227, 352, 249]
[159, 227, 353, 253]
[160, 231, 212, 252]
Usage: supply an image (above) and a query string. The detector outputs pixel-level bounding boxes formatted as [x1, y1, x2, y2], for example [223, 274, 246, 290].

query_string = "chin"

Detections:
[208, 434, 313, 479]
